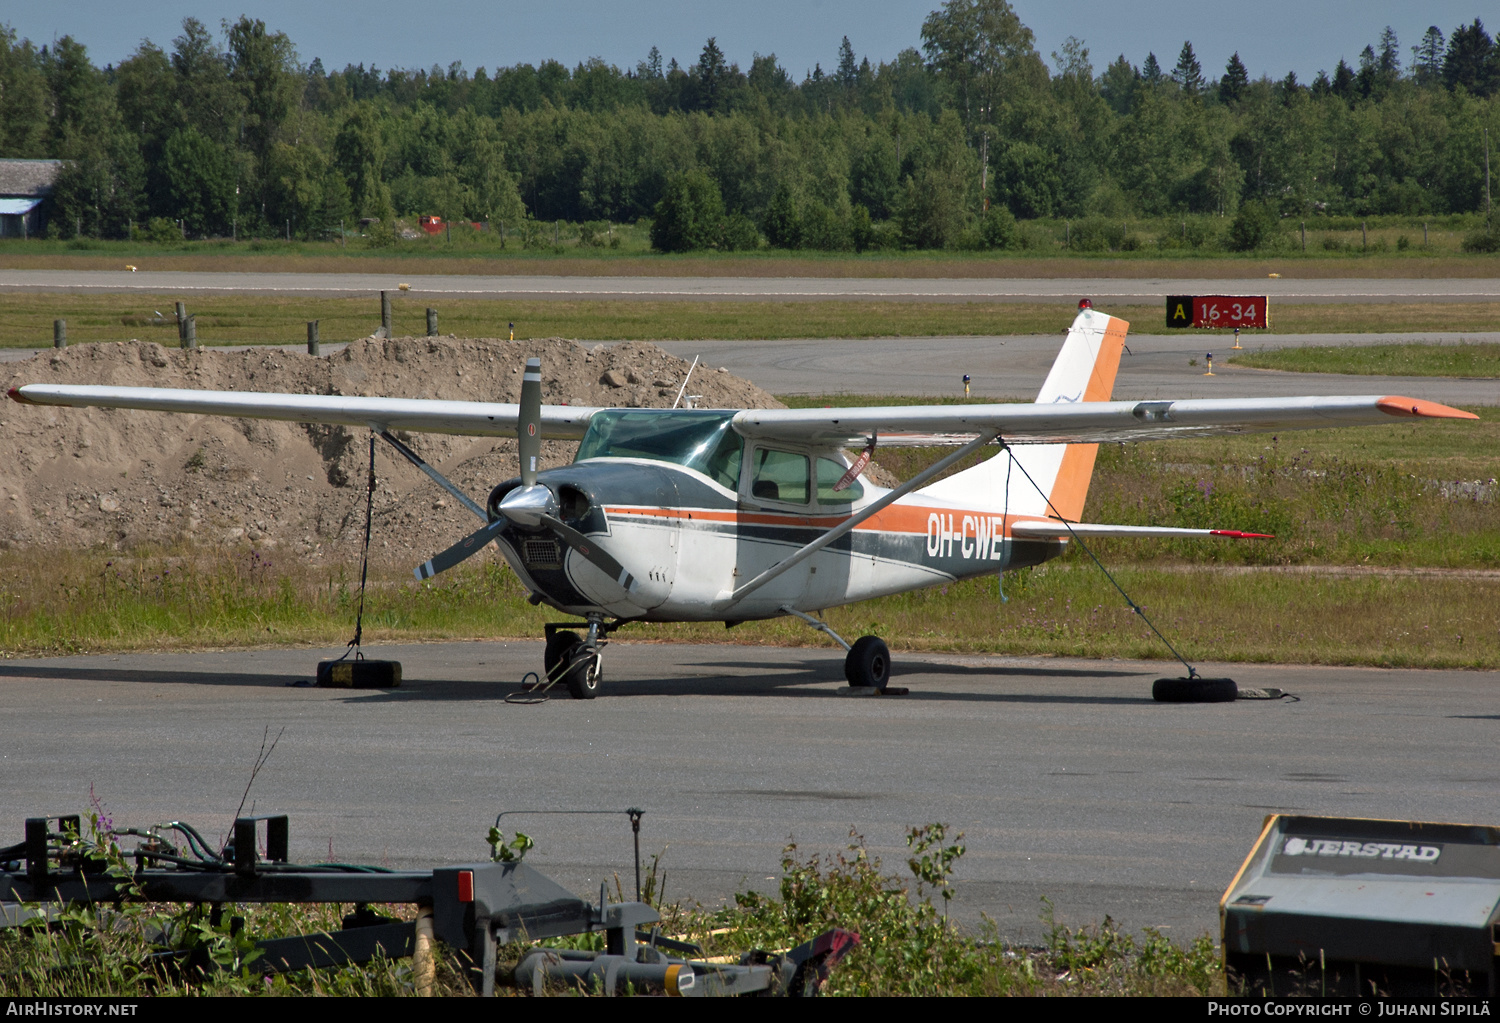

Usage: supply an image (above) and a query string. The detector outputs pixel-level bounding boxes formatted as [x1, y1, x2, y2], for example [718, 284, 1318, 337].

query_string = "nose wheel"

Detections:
[543, 617, 610, 700]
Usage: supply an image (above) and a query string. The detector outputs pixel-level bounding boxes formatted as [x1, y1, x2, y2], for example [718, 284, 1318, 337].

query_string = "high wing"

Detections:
[12, 386, 1474, 448]
[732, 394, 1476, 448]
[7, 385, 600, 439]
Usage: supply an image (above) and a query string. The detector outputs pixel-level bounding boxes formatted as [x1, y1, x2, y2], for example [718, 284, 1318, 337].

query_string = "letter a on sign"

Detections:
[1166, 296, 1193, 329]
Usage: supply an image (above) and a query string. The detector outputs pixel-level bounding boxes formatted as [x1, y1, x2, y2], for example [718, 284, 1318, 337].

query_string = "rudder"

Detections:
[918, 308, 1129, 518]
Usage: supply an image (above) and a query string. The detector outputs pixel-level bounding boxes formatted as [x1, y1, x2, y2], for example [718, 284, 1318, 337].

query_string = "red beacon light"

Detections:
[1078, 298, 1093, 311]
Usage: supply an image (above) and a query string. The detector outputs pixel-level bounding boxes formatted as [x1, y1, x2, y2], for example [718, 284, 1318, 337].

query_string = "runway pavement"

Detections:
[652, 332, 1500, 403]
[2, 642, 1495, 942]
[4, 268, 1500, 303]
[5, 331, 1496, 405]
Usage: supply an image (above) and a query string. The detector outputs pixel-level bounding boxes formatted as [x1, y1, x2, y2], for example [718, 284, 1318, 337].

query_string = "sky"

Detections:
[3, 1, 1488, 84]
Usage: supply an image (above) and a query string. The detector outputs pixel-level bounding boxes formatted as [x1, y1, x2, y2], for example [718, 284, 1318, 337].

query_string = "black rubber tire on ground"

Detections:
[544, 631, 580, 684]
[562, 647, 602, 700]
[1152, 677, 1238, 703]
[844, 636, 892, 689]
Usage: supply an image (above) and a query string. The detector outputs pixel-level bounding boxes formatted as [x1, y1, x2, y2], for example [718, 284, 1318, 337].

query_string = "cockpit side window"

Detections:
[703, 428, 744, 491]
[816, 456, 865, 505]
[750, 448, 809, 504]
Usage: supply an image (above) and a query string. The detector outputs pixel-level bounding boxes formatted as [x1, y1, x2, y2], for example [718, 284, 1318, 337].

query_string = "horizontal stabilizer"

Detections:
[1009, 522, 1273, 540]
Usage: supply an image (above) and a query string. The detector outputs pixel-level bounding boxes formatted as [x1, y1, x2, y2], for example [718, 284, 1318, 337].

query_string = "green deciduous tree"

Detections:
[0, 27, 49, 157]
[761, 182, 803, 248]
[171, 18, 244, 148]
[334, 102, 392, 221]
[1100, 55, 1139, 115]
[46, 36, 143, 237]
[1227, 199, 1280, 250]
[227, 16, 299, 161]
[920, 0, 1038, 125]
[163, 125, 236, 236]
[650, 168, 727, 251]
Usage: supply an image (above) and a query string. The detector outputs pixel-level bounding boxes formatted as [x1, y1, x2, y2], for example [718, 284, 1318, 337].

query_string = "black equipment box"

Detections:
[1221, 814, 1500, 996]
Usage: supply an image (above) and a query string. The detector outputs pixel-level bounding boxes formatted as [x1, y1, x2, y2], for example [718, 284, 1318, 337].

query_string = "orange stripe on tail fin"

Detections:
[1041, 314, 1129, 521]
[916, 309, 1129, 518]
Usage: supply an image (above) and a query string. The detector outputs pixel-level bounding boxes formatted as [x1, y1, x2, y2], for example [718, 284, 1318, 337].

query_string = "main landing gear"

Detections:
[781, 607, 904, 693]
[543, 615, 612, 699]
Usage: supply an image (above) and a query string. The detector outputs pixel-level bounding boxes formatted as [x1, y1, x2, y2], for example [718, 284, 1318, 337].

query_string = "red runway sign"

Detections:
[1167, 295, 1269, 329]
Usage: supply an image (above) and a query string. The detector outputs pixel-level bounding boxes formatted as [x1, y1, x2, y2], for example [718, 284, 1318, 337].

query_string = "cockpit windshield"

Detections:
[574, 409, 744, 490]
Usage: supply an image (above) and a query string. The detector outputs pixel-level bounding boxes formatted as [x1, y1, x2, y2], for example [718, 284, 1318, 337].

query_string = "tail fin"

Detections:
[918, 308, 1129, 519]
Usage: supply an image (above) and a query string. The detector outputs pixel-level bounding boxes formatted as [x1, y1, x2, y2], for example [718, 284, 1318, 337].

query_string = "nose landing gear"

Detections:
[543, 615, 611, 699]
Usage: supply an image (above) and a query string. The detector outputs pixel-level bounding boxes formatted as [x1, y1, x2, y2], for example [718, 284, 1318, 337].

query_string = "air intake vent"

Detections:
[522, 538, 562, 568]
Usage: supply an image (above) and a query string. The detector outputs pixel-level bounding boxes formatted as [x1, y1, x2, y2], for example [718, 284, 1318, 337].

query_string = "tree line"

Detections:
[1, 1, 1497, 251]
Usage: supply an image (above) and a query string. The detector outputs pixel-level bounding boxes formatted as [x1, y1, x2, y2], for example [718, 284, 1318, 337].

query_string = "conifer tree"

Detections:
[1141, 51, 1164, 85]
[1172, 41, 1204, 95]
[1219, 52, 1248, 103]
[837, 36, 858, 89]
[1412, 26, 1445, 85]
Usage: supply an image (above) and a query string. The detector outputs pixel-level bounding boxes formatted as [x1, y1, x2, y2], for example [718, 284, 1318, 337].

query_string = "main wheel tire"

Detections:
[844, 636, 892, 689]
[544, 631, 580, 684]
[1152, 677, 1238, 703]
[562, 647, 602, 700]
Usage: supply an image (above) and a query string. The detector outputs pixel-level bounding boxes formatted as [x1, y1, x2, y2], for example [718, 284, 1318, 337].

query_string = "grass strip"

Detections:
[2, 236, 1497, 277]
[3, 552, 1496, 668]
[1230, 341, 1500, 378]
[3, 293, 1499, 348]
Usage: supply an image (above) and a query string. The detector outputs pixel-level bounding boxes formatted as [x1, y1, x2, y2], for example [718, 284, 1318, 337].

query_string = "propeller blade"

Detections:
[414, 518, 506, 580]
[519, 356, 541, 487]
[540, 514, 637, 593]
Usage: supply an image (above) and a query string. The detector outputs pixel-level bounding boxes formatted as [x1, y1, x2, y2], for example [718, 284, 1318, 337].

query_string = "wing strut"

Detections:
[376, 428, 487, 522]
[717, 428, 1000, 610]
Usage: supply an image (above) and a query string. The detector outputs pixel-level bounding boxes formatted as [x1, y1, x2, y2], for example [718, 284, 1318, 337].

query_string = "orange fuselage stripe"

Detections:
[605, 504, 1061, 539]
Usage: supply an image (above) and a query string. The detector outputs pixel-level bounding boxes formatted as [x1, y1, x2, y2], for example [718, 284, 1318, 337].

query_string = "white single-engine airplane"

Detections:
[9, 304, 1476, 699]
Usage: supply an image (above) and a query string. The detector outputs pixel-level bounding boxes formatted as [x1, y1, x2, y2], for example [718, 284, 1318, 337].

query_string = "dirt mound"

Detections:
[1, 337, 783, 564]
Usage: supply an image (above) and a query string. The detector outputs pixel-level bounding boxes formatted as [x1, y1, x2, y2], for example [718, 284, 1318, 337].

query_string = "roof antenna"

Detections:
[671, 355, 700, 410]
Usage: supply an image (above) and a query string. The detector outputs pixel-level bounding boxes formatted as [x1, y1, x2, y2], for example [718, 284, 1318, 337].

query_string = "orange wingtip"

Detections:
[1377, 396, 1478, 420]
[6, 387, 37, 405]
[1209, 530, 1274, 539]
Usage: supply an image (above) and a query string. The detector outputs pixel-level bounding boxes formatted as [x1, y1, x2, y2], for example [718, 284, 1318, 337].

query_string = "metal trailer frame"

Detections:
[1, 813, 856, 997]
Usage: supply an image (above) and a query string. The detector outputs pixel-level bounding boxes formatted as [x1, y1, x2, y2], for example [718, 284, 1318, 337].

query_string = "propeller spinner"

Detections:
[413, 357, 636, 595]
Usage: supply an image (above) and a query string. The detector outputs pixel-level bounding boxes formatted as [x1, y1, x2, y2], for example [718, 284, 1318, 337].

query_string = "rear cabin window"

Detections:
[816, 456, 865, 504]
[750, 448, 809, 504]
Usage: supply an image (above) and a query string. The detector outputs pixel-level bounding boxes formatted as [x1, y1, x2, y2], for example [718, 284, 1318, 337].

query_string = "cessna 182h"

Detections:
[8, 304, 1476, 699]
